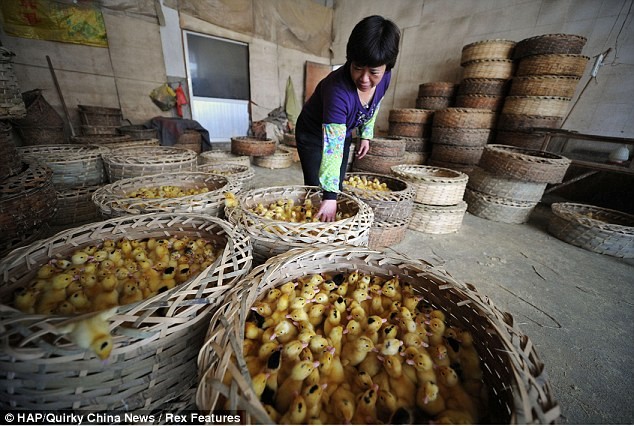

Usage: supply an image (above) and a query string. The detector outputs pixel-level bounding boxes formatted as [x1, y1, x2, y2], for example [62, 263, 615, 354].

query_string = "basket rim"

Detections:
[551, 202, 634, 233]
[462, 39, 517, 51]
[518, 33, 588, 43]
[485, 144, 571, 163]
[391, 164, 469, 183]
[343, 171, 412, 196]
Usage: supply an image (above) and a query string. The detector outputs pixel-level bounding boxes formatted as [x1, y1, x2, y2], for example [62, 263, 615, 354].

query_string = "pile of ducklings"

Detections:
[344, 176, 390, 191]
[13, 236, 222, 316]
[237, 271, 488, 424]
[125, 185, 209, 199]
[243, 197, 352, 223]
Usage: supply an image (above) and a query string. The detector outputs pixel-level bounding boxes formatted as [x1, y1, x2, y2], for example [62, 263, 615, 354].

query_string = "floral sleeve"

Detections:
[359, 101, 381, 140]
[319, 123, 347, 193]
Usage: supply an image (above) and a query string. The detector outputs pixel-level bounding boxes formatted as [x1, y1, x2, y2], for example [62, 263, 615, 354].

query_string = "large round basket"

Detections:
[458, 78, 510, 96]
[403, 151, 429, 165]
[77, 104, 123, 127]
[51, 185, 101, 226]
[231, 136, 276, 157]
[197, 163, 255, 190]
[0, 122, 22, 180]
[417, 81, 458, 97]
[497, 114, 562, 132]
[428, 159, 476, 174]
[343, 172, 415, 221]
[353, 153, 405, 175]
[431, 127, 492, 147]
[18, 144, 107, 189]
[196, 245, 560, 424]
[431, 144, 485, 165]
[392, 164, 468, 206]
[199, 150, 251, 167]
[0, 212, 251, 411]
[252, 149, 293, 169]
[96, 138, 160, 151]
[548, 203, 634, 258]
[516, 54, 589, 77]
[368, 218, 410, 249]
[389, 108, 434, 137]
[465, 188, 537, 224]
[509, 75, 581, 98]
[479, 144, 571, 183]
[455, 94, 505, 111]
[467, 167, 547, 202]
[102, 146, 197, 182]
[71, 134, 132, 145]
[225, 185, 373, 264]
[462, 59, 515, 79]
[415, 96, 453, 110]
[403, 137, 431, 152]
[514, 34, 587, 59]
[433, 108, 497, 129]
[502, 96, 572, 117]
[93, 172, 240, 219]
[0, 161, 57, 257]
[368, 137, 406, 157]
[461, 39, 516, 65]
[494, 131, 547, 150]
[409, 200, 467, 234]
[282, 132, 296, 147]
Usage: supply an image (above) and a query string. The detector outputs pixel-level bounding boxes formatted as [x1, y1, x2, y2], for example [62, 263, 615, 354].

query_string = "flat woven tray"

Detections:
[225, 185, 373, 264]
[368, 137, 407, 157]
[431, 127, 492, 147]
[549, 203, 634, 258]
[196, 245, 560, 424]
[93, 171, 240, 218]
[516, 54, 589, 77]
[467, 167, 547, 202]
[343, 172, 415, 221]
[479, 144, 571, 183]
[415, 96, 453, 110]
[494, 131, 547, 150]
[509, 75, 581, 97]
[0, 212, 251, 410]
[51, 184, 101, 226]
[252, 148, 293, 169]
[462, 59, 515, 79]
[433, 108, 497, 129]
[455, 94, 505, 111]
[102, 146, 197, 182]
[514, 33, 587, 59]
[353, 152, 406, 175]
[18, 144, 107, 189]
[458, 78, 510, 96]
[197, 163, 255, 190]
[465, 188, 537, 224]
[417, 81, 458, 97]
[431, 144, 485, 165]
[391, 164, 468, 206]
[461, 39, 516, 65]
[231, 137, 276, 157]
[199, 150, 251, 167]
[409, 200, 467, 234]
[502, 96, 572, 117]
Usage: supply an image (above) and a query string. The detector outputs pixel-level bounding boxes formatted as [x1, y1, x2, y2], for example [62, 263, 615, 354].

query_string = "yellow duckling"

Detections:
[458, 330, 482, 381]
[282, 340, 308, 362]
[303, 383, 326, 419]
[269, 319, 298, 344]
[36, 264, 57, 279]
[341, 335, 373, 366]
[436, 409, 475, 425]
[327, 325, 343, 355]
[430, 344, 451, 367]
[276, 360, 320, 414]
[377, 389, 399, 423]
[92, 288, 120, 312]
[428, 317, 446, 346]
[352, 383, 379, 424]
[71, 250, 90, 265]
[68, 290, 90, 311]
[279, 393, 308, 424]
[56, 307, 117, 359]
[376, 338, 403, 357]
[416, 381, 446, 416]
[308, 334, 329, 355]
[358, 351, 382, 377]
[13, 287, 38, 313]
[308, 304, 327, 327]
[438, 366, 479, 421]
[119, 282, 143, 305]
[332, 384, 356, 424]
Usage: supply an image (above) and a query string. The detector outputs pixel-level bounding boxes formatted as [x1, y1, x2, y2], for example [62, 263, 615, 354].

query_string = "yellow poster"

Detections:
[0, 0, 108, 47]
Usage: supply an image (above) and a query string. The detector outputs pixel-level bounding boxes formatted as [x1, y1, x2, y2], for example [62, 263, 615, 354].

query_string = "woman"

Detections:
[295, 15, 401, 222]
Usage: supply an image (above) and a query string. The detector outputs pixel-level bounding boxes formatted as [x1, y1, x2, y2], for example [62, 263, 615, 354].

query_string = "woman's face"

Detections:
[350, 62, 386, 92]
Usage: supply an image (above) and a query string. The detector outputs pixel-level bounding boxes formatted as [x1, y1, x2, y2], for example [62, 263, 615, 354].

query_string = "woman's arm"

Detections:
[317, 123, 347, 221]
[357, 102, 382, 159]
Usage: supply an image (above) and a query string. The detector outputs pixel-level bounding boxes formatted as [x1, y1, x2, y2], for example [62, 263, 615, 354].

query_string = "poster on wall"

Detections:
[0, 0, 108, 47]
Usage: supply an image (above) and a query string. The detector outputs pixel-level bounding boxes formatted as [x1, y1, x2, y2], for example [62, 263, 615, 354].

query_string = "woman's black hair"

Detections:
[346, 15, 401, 70]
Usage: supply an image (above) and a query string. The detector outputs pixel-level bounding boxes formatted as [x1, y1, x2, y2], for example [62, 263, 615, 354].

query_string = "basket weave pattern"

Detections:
[418, 82, 458, 97]
[431, 127, 492, 147]
[431, 144, 485, 165]
[368, 137, 407, 157]
[343, 172, 415, 221]
[516, 54, 589, 77]
[102, 146, 197, 182]
[353, 153, 405, 175]
[467, 167, 547, 202]
[0, 122, 22, 180]
[199, 150, 251, 167]
[368, 219, 410, 249]
[514, 33, 587, 59]
[51, 185, 101, 226]
[415, 96, 453, 110]
[409, 201, 467, 233]
[461, 39, 516, 65]
[479, 144, 571, 183]
[458, 78, 510, 96]
[502, 96, 572, 117]
[231, 137, 276, 157]
[253, 149, 293, 169]
[462, 59, 515, 79]
[465, 188, 537, 224]
[197, 163, 255, 190]
[509, 76, 581, 97]
[455, 94, 505, 111]
[433, 108, 497, 129]
[494, 131, 547, 150]
[392, 164, 468, 206]
[78, 105, 122, 127]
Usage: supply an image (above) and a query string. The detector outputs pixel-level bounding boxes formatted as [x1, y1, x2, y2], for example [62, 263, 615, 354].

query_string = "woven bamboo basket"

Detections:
[433, 108, 497, 129]
[253, 148, 293, 169]
[71, 134, 132, 145]
[51, 185, 101, 226]
[343, 172, 415, 221]
[389, 108, 435, 125]
[231, 136, 276, 157]
[80, 124, 119, 136]
[368, 137, 407, 157]
[431, 127, 492, 147]
[353, 152, 406, 175]
[177, 130, 203, 154]
[102, 146, 197, 182]
[502, 96, 572, 117]
[368, 218, 410, 249]
[516, 54, 589, 77]
[77, 104, 123, 127]
[14, 124, 67, 145]
[479, 144, 571, 183]
[199, 150, 251, 167]
[415, 96, 453, 110]
[0, 212, 251, 410]
[403, 151, 429, 165]
[410, 201, 467, 234]
[0, 161, 57, 258]
[11, 89, 62, 128]
[494, 131, 547, 150]
[461, 39, 516, 65]
[455, 94, 505, 111]
[417, 81, 458, 97]
[403, 137, 431, 152]
[388, 121, 432, 138]
[282, 132, 296, 147]
[509, 75, 581, 98]
[0, 47, 27, 119]
[514, 33, 587, 59]
[197, 163, 255, 190]
[225, 185, 373, 264]
[96, 138, 160, 151]
[458, 78, 510, 96]
[497, 113, 562, 132]
[18, 144, 107, 189]
[428, 159, 476, 174]
[431, 144, 485, 165]
[462, 59, 515, 79]
[391, 164, 468, 206]
[0, 121, 22, 180]
[93, 172, 240, 219]
[283, 145, 300, 162]
[118, 125, 159, 140]
[549, 203, 634, 258]
[467, 167, 547, 202]
[465, 188, 537, 224]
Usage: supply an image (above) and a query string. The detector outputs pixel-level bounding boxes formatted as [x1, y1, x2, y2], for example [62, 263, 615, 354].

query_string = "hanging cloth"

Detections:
[284, 76, 300, 131]
[174, 83, 188, 118]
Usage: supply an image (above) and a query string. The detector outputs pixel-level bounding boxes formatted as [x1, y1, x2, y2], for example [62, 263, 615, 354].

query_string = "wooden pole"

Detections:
[46, 55, 75, 137]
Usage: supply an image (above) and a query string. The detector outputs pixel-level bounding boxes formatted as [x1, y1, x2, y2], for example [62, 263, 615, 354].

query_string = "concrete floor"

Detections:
[252, 161, 634, 425]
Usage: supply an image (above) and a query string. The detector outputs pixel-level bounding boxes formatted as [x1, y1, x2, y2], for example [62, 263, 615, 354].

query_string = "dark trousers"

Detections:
[295, 121, 351, 200]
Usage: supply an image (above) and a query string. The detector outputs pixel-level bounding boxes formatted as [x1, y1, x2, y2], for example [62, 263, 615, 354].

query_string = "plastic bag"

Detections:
[149, 83, 176, 111]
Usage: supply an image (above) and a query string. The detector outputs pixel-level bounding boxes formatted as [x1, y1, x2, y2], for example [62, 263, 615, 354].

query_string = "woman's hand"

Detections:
[356, 139, 370, 159]
[316, 199, 337, 222]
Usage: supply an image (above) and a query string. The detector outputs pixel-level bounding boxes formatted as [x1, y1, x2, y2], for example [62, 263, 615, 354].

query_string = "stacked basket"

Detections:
[253, 148, 293, 169]
[11, 89, 66, 145]
[199, 150, 251, 167]
[18, 145, 107, 227]
[0, 47, 26, 120]
[77, 104, 123, 137]
[429, 108, 497, 172]
[353, 136, 407, 174]
[415, 82, 457, 110]
[102, 145, 197, 182]
[497, 34, 589, 149]
[466, 144, 571, 224]
[197, 162, 255, 190]
[343, 172, 415, 249]
[281, 132, 300, 162]
[392, 164, 468, 234]
[0, 122, 23, 182]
